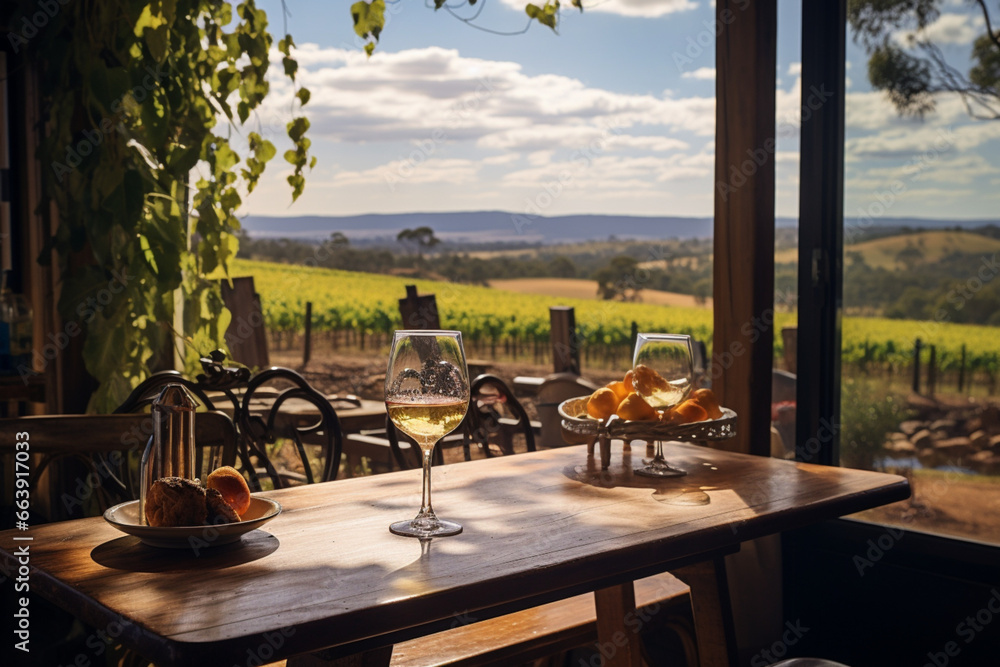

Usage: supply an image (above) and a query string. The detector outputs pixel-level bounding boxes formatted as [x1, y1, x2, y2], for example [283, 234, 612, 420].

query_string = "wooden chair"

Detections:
[351, 374, 537, 472]
[115, 354, 343, 491]
[0, 412, 237, 523]
[535, 372, 600, 449]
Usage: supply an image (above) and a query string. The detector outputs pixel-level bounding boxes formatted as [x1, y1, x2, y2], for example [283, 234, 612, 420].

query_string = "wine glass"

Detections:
[631, 333, 694, 478]
[385, 330, 470, 538]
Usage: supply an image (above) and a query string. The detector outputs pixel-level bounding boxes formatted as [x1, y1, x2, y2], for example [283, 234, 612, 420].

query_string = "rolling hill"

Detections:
[774, 230, 1000, 269]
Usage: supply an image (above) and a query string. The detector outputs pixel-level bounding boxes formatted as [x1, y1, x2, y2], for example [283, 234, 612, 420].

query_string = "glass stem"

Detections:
[419, 443, 435, 518]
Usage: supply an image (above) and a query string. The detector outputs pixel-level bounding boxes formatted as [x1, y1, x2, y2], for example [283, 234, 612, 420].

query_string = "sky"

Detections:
[238, 0, 1000, 221]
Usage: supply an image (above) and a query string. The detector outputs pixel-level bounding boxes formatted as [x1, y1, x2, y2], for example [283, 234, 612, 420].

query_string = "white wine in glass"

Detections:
[385, 330, 470, 538]
[632, 333, 694, 478]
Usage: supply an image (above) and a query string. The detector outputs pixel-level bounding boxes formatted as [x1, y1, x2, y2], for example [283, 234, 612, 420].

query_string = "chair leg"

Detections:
[672, 557, 738, 667]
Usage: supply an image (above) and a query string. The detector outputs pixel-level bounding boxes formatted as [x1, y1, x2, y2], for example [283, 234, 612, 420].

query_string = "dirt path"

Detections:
[488, 278, 712, 309]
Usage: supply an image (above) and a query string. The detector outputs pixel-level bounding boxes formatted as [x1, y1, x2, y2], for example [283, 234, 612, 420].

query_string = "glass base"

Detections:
[634, 456, 687, 478]
[390, 515, 463, 538]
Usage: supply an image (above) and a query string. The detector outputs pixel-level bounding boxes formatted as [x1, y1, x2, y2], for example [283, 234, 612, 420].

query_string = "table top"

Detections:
[1, 442, 909, 665]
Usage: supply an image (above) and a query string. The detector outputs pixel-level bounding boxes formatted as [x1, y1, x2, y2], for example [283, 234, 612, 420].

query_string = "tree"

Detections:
[397, 227, 440, 257]
[895, 244, 925, 270]
[593, 256, 643, 302]
[849, 0, 1000, 119]
[13, 0, 313, 411]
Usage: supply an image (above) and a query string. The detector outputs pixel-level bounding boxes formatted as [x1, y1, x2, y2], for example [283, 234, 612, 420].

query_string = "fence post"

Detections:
[927, 344, 936, 396]
[550, 306, 580, 375]
[630, 321, 638, 352]
[912, 338, 922, 394]
[958, 344, 966, 392]
[303, 302, 312, 365]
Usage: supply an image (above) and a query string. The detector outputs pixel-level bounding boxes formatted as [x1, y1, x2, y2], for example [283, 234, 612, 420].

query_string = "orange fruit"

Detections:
[617, 392, 657, 421]
[606, 381, 630, 404]
[206, 466, 252, 516]
[632, 364, 668, 397]
[690, 388, 723, 419]
[672, 400, 708, 424]
[587, 387, 619, 420]
[623, 370, 635, 393]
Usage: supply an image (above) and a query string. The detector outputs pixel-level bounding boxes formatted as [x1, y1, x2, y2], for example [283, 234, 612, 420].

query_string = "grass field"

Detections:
[231, 259, 1000, 382]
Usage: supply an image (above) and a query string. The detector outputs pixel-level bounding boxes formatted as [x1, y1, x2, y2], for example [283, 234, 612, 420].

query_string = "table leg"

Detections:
[593, 582, 643, 667]
[672, 557, 738, 667]
[286, 645, 392, 666]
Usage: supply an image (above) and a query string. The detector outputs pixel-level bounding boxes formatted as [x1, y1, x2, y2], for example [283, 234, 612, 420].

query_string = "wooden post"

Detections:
[715, 0, 776, 457]
[912, 338, 922, 394]
[958, 344, 966, 392]
[303, 301, 312, 365]
[549, 306, 580, 375]
[629, 321, 638, 353]
[928, 344, 937, 397]
[398, 285, 440, 330]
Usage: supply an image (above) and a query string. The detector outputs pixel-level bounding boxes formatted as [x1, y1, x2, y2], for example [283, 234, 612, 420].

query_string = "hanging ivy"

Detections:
[20, 0, 313, 412]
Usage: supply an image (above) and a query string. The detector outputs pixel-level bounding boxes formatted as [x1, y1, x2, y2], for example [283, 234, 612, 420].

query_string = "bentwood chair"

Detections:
[379, 374, 537, 471]
[115, 352, 343, 491]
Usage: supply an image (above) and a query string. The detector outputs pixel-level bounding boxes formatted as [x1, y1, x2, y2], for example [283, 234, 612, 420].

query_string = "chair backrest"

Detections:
[535, 372, 600, 448]
[220, 276, 270, 368]
[0, 412, 237, 523]
[467, 374, 536, 458]
[115, 362, 343, 491]
[386, 374, 535, 469]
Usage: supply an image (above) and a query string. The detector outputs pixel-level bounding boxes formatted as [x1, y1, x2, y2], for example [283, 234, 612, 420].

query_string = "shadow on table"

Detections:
[91, 531, 280, 572]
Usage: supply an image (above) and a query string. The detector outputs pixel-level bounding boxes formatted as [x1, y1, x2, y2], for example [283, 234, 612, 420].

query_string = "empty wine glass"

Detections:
[385, 330, 470, 538]
[632, 333, 694, 478]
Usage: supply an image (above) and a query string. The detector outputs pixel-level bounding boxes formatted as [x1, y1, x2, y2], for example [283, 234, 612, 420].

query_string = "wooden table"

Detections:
[214, 391, 387, 435]
[1, 442, 909, 666]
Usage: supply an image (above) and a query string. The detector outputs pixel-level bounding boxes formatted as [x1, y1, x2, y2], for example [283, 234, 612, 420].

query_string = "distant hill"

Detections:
[241, 211, 789, 244]
[775, 230, 1000, 269]
[240, 211, 999, 246]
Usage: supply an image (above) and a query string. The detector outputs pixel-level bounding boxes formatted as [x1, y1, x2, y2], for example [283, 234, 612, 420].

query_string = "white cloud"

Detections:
[332, 158, 483, 188]
[499, 0, 697, 19]
[898, 12, 985, 46]
[260, 45, 716, 148]
[786, 62, 802, 77]
[682, 67, 715, 81]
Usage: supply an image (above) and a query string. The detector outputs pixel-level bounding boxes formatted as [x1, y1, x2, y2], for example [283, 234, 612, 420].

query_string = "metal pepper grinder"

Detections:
[139, 384, 200, 525]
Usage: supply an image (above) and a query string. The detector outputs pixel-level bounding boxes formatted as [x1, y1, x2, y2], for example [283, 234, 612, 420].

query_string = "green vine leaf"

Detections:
[526, 1, 560, 31]
[351, 0, 386, 56]
[33, 0, 313, 411]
